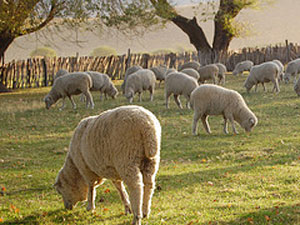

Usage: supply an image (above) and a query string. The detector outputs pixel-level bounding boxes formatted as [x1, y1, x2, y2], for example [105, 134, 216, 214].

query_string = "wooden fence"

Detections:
[1, 41, 300, 89]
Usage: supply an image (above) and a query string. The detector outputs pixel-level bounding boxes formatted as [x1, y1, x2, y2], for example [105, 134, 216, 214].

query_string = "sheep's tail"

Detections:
[142, 117, 161, 159]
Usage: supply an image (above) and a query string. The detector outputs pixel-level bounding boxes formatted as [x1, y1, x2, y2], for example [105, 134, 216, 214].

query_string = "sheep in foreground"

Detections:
[178, 61, 201, 71]
[121, 65, 143, 93]
[283, 58, 300, 84]
[215, 63, 227, 84]
[54, 105, 161, 225]
[197, 64, 219, 84]
[232, 60, 254, 76]
[165, 72, 199, 109]
[124, 69, 156, 103]
[44, 72, 94, 110]
[54, 69, 68, 81]
[86, 71, 118, 100]
[244, 61, 280, 93]
[272, 59, 284, 81]
[150, 65, 167, 87]
[180, 68, 200, 81]
[190, 84, 257, 135]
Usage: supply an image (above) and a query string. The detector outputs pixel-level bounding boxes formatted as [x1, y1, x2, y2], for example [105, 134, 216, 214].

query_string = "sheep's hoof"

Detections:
[125, 206, 132, 215]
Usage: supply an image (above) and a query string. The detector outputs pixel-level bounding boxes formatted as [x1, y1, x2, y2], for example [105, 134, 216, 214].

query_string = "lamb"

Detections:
[121, 65, 143, 93]
[44, 72, 94, 110]
[85, 71, 118, 100]
[215, 63, 227, 84]
[150, 65, 167, 87]
[178, 61, 201, 71]
[190, 84, 257, 135]
[272, 59, 284, 81]
[180, 68, 200, 81]
[197, 64, 219, 84]
[244, 61, 280, 93]
[283, 58, 300, 84]
[232, 60, 254, 76]
[124, 69, 156, 103]
[165, 72, 199, 109]
[54, 69, 68, 81]
[54, 105, 161, 225]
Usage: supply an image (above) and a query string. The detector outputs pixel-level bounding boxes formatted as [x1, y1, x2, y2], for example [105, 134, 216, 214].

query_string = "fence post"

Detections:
[42, 57, 48, 87]
[125, 48, 131, 73]
[286, 39, 291, 62]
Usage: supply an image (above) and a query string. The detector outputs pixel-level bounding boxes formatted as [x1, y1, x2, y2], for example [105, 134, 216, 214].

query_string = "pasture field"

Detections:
[0, 74, 300, 225]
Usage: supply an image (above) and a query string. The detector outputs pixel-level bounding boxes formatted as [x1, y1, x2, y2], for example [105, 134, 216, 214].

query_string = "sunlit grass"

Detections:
[0, 74, 300, 224]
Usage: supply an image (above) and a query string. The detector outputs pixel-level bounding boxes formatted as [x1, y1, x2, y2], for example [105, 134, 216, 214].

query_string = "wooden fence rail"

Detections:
[1, 42, 300, 89]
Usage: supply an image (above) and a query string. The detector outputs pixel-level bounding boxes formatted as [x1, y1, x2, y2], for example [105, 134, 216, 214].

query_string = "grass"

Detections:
[1, 75, 300, 225]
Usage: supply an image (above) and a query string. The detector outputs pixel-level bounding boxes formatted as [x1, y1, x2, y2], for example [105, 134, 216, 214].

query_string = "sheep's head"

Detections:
[294, 84, 300, 96]
[283, 73, 291, 84]
[108, 85, 119, 99]
[232, 70, 238, 76]
[241, 116, 258, 133]
[124, 89, 134, 103]
[44, 95, 55, 109]
[54, 170, 88, 210]
[243, 81, 253, 93]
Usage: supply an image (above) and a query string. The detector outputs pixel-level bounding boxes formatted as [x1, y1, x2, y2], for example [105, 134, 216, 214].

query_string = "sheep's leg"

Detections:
[183, 94, 190, 109]
[223, 116, 229, 134]
[228, 116, 238, 134]
[165, 92, 171, 109]
[112, 180, 131, 215]
[192, 111, 201, 135]
[99, 92, 103, 101]
[86, 185, 96, 211]
[254, 84, 258, 92]
[68, 96, 77, 109]
[149, 88, 154, 101]
[262, 83, 266, 92]
[138, 92, 142, 102]
[104, 93, 108, 100]
[80, 93, 86, 102]
[123, 167, 143, 225]
[59, 97, 66, 110]
[174, 95, 183, 109]
[201, 115, 211, 134]
[84, 91, 94, 109]
[141, 160, 158, 219]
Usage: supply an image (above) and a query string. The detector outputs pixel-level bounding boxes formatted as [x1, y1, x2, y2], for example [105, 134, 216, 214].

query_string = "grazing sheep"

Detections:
[197, 64, 219, 84]
[164, 68, 177, 77]
[54, 69, 68, 81]
[178, 61, 201, 71]
[86, 71, 118, 100]
[124, 69, 156, 103]
[121, 65, 143, 93]
[272, 59, 284, 81]
[232, 60, 254, 76]
[180, 68, 200, 81]
[215, 63, 227, 84]
[294, 77, 300, 96]
[44, 72, 94, 110]
[283, 58, 300, 84]
[244, 61, 280, 93]
[165, 72, 199, 109]
[150, 65, 167, 87]
[54, 105, 161, 225]
[190, 84, 257, 135]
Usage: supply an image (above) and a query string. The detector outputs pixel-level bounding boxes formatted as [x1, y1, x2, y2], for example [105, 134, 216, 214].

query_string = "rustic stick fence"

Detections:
[1, 41, 300, 89]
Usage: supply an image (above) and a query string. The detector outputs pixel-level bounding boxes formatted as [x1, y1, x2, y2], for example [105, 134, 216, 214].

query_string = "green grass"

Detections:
[1, 75, 300, 225]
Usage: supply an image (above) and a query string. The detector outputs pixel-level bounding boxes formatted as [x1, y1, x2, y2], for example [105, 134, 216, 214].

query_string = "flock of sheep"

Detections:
[49, 57, 300, 225]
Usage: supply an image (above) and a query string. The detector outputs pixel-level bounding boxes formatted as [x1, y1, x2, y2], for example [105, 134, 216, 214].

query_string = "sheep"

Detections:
[190, 84, 257, 135]
[197, 64, 219, 84]
[294, 77, 300, 96]
[215, 63, 227, 84]
[244, 61, 280, 93]
[232, 60, 254, 76]
[164, 68, 177, 77]
[283, 58, 300, 84]
[180, 68, 200, 81]
[150, 65, 167, 87]
[121, 65, 143, 93]
[272, 59, 284, 82]
[85, 71, 118, 100]
[165, 72, 199, 109]
[54, 105, 161, 225]
[124, 69, 156, 103]
[54, 69, 68, 81]
[44, 72, 94, 110]
[178, 61, 201, 71]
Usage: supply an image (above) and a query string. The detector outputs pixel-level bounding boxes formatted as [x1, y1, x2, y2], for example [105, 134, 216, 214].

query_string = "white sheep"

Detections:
[165, 72, 199, 109]
[124, 69, 156, 103]
[121, 65, 143, 93]
[44, 72, 94, 110]
[244, 61, 280, 93]
[190, 84, 257, 135]
[54, 69, 68, 81]
[85, 71, 118, 100]
[54, 105, 161, 225]
[283, 58, 300, 84]
[272, 59, 284, 81]
[180, 68, 200, 81]
[150, 65, 167, 87]
[164, 68, 177, 77]
[215, 63, 227, 85]
[232, 60, 254, 76]
[197, 64, 219, 84]
[178, 61, 201, 71]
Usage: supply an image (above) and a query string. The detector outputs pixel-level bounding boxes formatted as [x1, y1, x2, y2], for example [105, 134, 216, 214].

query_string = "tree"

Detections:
[102, 0, 274, 63]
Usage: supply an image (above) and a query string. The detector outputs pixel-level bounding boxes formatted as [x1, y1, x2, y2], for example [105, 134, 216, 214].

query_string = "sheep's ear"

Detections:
[249, 118, 255, 127]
